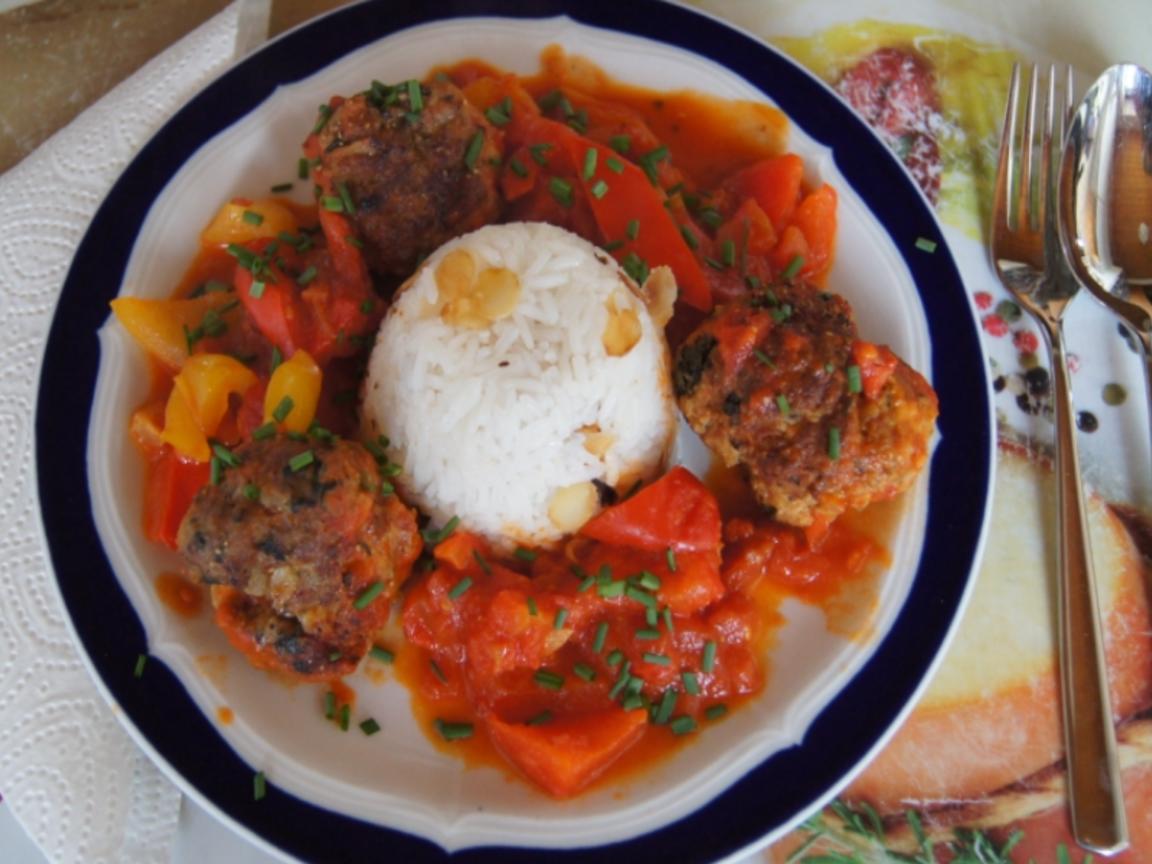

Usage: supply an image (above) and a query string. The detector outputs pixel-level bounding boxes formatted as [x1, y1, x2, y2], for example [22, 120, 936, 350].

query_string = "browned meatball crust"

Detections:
[317, 79, 503, 279]
[178, 436, 421, 679]
[674, 284, 937, 529]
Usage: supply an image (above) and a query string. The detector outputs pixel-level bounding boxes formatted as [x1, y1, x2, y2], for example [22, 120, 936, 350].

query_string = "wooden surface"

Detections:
[0, 0, 361, 174]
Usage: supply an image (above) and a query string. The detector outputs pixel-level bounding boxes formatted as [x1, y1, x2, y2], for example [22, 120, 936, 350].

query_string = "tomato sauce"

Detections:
[154, 571, 204, 618]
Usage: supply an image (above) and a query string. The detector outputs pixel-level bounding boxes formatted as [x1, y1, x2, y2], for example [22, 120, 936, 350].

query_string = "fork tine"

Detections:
[1019, 64, 1040, 232]
[994, 63, 1020, 234]
[1038, 65, 1057, 233]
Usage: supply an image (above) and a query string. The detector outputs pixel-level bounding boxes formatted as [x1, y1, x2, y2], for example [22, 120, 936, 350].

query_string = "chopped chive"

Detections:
[593, 620, 609, 653]
[270, 345, 283, 372]
[529, 142, 553, 165]
[209, 457, 223, 486]
[654, 688, 677, 724]
[242, 209, 264, 226]
[133, 653, 147, 678]
[606, 649, 625, 667]
[253, 771, 267, 801]
[406, 79, 423, 111]
[509, 157, 528, 178]
[359, 299, 375, 315]
[828, 426, 842, 460]
[359, 718, 381, 736]
[621, 252, 650, 284]
[369, 645, 395, 664]
[699, 207, 723, 228]
[354, 581, 384, 610]
[429, 659, 447, 682]
[609, 134, 631, 153]
[771, 303, 793, 323]
[338, 703, 350, 731]
[582, 147, 598, 180]
[527, 596, 539, 616]
[605, 156, 625, 173]
[553, 607, 569, 630]
[526, 710, 553, 726]
[252, 421, 276, 441]
[321, 195, 344, 212]
[484, 97, 512, 126]
[636, 570, 661, 591]
[608, 661, 632, 699]
[702, 640, 717, 673]
[243, 483, 261, 501]
[598, 579, 626, 599]
[626, 219, 640, 240]
[421, 515, 460, 546]
[601, 239, 625, 252]
[705, 703, 728, 721]
[643, 651, 671, 667]
[533, 669, 565, 690]
[312, 103, 333, 134]
[645, 605, 659, 628]
[248, 280, 266, 299]
[679, 225, 699, 250]
[635, 627, 660, 640]
[782, 254, 805, 280]
[682, 671, 700, 695]
[754, 349, 775, 367]
[212, 442, 240, 467]
[776, 394, 791, 417]
[272, 395, 295, 423]
[296, 265, 318, 286]
[464, 130, 485, 170]
[297, 157, 310, 180]
[704, 256, 725, 270]
[448, 576, 473, 600]
[720, 238, 736, 266]
[548, 176, 573, 207]
[573, 662, 596, 682]
[577, 571, 596, 593]
[621, 693, 647, 711]
[324, 690, 336, 719]
[665, 547, 677, 571]
[625, 584, 657, 608]
[670, 715, 697, 735]
[915, 236, 938, 253]
[846, 364, 862, 394]
[288, 449, 315, 473]
[590, 179, 609, 199]
[514, 546, 537, 562]
[337, 181, 357, 214]
[270, 182, 294, 193]
[434, 719, 474, 741]
[470, 549, 491, 575]
[662, 606, 675, 633]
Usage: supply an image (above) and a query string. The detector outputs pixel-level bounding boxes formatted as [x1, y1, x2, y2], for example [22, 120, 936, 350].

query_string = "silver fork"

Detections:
[991, 64, 1129, 856]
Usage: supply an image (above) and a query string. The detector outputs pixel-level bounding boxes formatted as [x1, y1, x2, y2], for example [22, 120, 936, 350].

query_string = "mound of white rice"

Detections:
[361, 221, 676, 549]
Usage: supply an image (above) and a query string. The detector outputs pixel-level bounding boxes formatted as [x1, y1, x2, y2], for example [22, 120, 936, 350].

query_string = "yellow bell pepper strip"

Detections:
[110, 293, 237, 371]
[160, 354, 259, 462]
[200, 197, 299, 247]
[263, 349, 322, 433]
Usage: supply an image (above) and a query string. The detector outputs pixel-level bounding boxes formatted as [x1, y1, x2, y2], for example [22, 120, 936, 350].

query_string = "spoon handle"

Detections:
[1051, 323, 1129, 855]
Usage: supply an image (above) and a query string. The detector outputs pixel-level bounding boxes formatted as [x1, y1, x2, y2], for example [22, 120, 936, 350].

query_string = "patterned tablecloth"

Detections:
[1, 0, 1149, 861]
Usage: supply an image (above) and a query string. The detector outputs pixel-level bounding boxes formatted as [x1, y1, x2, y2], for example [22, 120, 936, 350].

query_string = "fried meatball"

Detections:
[674, 284, 937, 528]
[316, 79, 503, 279]
[178, 436, 421, 679]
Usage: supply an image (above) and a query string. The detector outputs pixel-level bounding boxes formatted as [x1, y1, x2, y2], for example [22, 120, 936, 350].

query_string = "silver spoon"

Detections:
[1059, 63, 1152, 409]
[1055, 64, 1151, 856]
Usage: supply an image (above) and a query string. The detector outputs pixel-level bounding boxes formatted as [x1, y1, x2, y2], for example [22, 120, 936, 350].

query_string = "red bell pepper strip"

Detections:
[144, 447, 211, 549]
[580, 466, 721, 553]
[509, 114, 712, 311]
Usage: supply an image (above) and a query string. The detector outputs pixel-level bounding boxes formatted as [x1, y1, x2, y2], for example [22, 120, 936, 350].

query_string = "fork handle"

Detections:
[1049, 322, 1130, 855]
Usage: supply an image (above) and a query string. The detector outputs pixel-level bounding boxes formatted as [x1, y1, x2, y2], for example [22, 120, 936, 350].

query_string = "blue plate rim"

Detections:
[35, 0, 994, 861]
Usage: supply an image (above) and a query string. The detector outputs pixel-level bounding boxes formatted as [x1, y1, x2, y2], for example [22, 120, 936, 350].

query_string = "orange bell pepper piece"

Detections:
[727, 154, 805, 232]
[144, 448, 211, 549]
[161, 353, 258, 461]
[484, 708, 648, 798]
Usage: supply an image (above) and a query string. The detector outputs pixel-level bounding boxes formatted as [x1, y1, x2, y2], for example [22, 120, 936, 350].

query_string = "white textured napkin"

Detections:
[0, 4, 251, 862]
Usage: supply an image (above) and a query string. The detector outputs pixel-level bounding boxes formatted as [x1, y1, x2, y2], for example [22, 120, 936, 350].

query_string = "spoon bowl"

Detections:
[1059, 63, 1152, 345]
